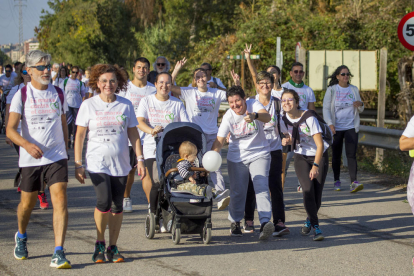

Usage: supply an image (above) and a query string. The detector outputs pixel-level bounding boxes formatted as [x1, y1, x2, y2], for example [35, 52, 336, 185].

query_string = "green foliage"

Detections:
[0, 50, 12, 66]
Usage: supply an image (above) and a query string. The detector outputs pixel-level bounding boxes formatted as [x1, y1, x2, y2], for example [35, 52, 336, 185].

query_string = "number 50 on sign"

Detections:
[398, 12, 414, 51]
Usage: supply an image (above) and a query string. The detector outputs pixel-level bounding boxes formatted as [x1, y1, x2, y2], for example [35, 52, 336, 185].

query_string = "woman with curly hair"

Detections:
[74, 64, 146, 264]
[323, 65, 364, 193]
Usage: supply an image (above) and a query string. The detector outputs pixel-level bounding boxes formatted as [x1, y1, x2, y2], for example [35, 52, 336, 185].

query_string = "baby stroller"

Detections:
[145, 122, 213, 245]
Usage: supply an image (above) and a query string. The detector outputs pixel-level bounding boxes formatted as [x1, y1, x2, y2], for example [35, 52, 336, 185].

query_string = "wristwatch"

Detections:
[254, 112, 259, 119]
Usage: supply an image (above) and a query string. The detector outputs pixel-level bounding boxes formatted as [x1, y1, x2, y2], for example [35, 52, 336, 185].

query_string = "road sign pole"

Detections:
[241, 51, 245, 90]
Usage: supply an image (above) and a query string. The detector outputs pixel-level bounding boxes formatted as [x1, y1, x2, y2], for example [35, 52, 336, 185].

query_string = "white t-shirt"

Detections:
[253, 95, 282, 151]
[218, 100, 270, 163]
[180, 87, 227, 134]
[123, 81, 157, 143]
[76, 95, 139, 176]
[53, 77, 67, 88]
[188, 77, 226, 89]
[60, 78, 87, 108]
[280, 111, 329, 156]
[137, 94, 189, 159]
[271, 88, 284, 100]
[334, 84, 355, 131]
[7, 83, 26, 133]
[403, 116, 414, 137]
[282, 82, 316, 110]
[9, 83, 69, 167]
[0, 74, 16, 94]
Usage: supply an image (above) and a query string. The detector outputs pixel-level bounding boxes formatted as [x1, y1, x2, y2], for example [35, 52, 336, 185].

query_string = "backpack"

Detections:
[63, 78, 83, 94]
[248, 96, 282, 139]
[21, 85, 65, 117]
[282, 109, 333, 150]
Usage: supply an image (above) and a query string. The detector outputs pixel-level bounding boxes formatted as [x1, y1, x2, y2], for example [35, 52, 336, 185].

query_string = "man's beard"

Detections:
[33, 74, 50, 85]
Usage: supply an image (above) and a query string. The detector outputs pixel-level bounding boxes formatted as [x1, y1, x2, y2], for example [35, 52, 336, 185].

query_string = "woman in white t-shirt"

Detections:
[53, 66, 68, 88]
[136, 72, 189, 215]
[74, 64, 145, 264]
[280, 89, 329, 241]
[170, 59, 228, 197]
[211, 85, 275, 240]
[400, 116, 414, 215]
[323, 65, 364, 193]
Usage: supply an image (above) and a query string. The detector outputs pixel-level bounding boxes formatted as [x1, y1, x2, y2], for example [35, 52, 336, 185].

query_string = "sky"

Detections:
[0, 0, 52, 45]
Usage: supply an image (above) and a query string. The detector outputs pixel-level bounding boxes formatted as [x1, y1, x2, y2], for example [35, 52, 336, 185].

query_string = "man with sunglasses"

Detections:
[7, 50, 71, 269]
[60, 65, 87, 148]
[147, 56, 171, 84]
[282, 62, 317, 192]
[188, 62, 226, 91]
[0, 64, 17, 96]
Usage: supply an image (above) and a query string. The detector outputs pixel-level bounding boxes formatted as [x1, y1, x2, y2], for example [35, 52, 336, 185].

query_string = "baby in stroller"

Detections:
[174, 141, 230, 206]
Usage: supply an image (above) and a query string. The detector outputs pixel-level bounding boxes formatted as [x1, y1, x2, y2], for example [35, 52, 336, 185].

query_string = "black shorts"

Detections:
[20, 159, 68, 192]
[144, 158, 157, 184]
[129, 146, 137, 168]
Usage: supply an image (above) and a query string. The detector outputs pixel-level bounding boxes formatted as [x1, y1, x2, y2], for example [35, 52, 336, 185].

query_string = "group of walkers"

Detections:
[4, 46, 367, 268]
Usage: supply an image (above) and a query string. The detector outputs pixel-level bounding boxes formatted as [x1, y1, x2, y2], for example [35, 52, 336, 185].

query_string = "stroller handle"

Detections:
[165, 167, 209, 177]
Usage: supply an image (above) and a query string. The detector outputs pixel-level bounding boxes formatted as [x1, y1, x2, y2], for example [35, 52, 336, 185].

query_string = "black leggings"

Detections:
[244, 150, 285, 223]
[67, 107, 79, 141]
[88, 172, 128, 214]
[294, 151, 329, 227]
[331, 128, 358, 183]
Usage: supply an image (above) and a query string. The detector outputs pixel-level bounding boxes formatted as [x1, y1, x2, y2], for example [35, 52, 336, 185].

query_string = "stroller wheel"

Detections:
[172, 225, 181, 245]
[145, 213, 156, 239]
[202, 226, 212, 244]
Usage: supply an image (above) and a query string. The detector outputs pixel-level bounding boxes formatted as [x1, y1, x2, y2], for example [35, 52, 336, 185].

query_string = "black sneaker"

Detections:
[92, 242, 106, 263]
[273, 220, 290, 237]
[107, 245, 124, 263]
[243, 220, 255, 233]
[301, 219, 312, 235]
[14, 232, 28, 260]
[230, 222, 243, 237]
[259, 221, 274, 240]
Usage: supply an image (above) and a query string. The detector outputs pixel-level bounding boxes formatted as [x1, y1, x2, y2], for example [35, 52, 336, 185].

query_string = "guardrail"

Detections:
[219, 103, 404, 150]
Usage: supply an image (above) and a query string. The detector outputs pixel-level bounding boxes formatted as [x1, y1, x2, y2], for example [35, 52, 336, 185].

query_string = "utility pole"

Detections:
[14, 0, 27, 45]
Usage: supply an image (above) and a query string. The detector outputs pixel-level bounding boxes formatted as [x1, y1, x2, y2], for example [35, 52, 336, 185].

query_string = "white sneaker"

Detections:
[123, 197, 132, 213]
[214, 189, 230, 201]
[217, 196, 230, 210]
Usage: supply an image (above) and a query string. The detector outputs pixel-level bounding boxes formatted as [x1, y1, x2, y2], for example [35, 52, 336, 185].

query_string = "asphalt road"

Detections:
[0, 134, 413, 275]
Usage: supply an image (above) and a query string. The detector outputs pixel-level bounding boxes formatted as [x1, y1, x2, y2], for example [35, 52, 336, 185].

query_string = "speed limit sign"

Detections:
[398, 12, 414, 51]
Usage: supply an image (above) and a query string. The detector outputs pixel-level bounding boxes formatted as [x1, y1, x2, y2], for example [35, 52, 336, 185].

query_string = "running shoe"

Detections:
[350, 181, 364, 193]
[50, 250, 72, 269]
[215, 189, 231, 210]
[230, 222, 243, 237]
[243, 220, 255, 233]
[92, 242, 106, 263]
[14, 232, 28, 260]
[297, 185, 302, 192]
[273, 220, 290, 237]
[301, 219, 312, 235]
[313, 225, 324, 241]
[123, 197, 132, 213]
[107, 245, 124, 263]
[38, 192, 49, 209]
[259, 221, 274, 240]
[334, 180, 341, 191]
[17, 186, 21, 193]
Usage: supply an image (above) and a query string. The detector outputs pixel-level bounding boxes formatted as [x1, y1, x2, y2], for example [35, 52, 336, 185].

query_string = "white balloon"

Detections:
[202, 151, 222, 172]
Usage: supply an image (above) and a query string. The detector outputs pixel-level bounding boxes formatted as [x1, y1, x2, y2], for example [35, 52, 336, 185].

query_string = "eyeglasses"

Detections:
[293, 70, 304, 74]
[157, 63, 166, 66]
[340, 73, 351, 76]
[30, 65, 51, 71]
[257, 81, 272, 86]
[99, 79, 117, 85]
[22, 70, 28, 75]
[72, 71, 79, 74]
[281, 98, 295, 103]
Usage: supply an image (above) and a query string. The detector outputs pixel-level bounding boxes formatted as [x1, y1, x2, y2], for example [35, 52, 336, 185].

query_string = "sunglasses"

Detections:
[157, 63, 166, 66]
[30, 65, 51, 71]
[340, 73, 351, 76]
[22, 70, 28, 75]
[5, 70, 11, 73]
[72, 71, 79, 74]
[293, 70, 304, 74]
